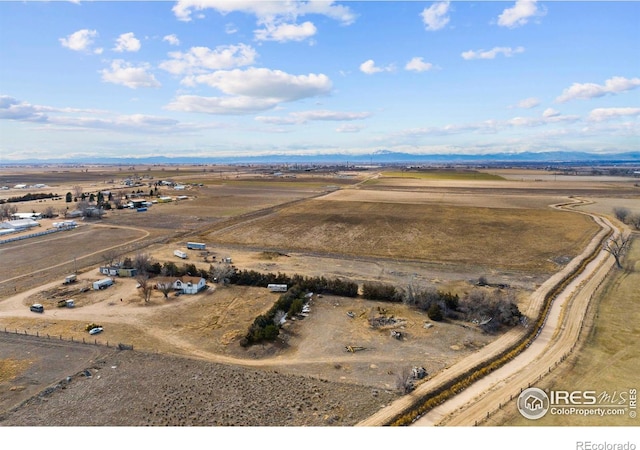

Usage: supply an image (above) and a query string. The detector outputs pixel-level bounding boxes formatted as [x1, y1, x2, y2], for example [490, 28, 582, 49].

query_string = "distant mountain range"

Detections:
[2, 150, 639, 166]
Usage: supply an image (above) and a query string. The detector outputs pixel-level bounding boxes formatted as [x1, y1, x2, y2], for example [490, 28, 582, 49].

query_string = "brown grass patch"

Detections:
[207, 199, 599, 274]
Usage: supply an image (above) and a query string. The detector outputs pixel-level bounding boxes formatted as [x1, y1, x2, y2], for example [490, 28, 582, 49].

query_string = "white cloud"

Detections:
[405, 57, 434, 72]
[461, 46, 525, 60]
[189, 67, 332, 100]
[59, 29, 102, 54]
[100, 60, 161, 89]
[255, 21, 317, 42]
[160, 44, 257, 76]
[360, 59, 395, 75]
[543, 108, 560, 118]
[336, 124, 364, 133]
[556, 76, 640, 103]
[165, 95, 281, 115]
[163, 34, 180, 46]
[166, 68, 333, 115]
[588, 107, 640, 122]
[0, 95, 48, 122]
[515, 97, 540, 109]
[113, 32, 141, 53]
[497, 0, 545, 28]
[172, 0, 356, 25]
[256, 109, 371, 125]
[421, 1, 450, 31]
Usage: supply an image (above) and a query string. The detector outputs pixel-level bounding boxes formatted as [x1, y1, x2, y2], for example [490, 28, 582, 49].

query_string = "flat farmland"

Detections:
[206, 196, 599, 275]
[485, 236, 640, 426]
[0, 164, 634, 427]
[0, 225, 146, 298]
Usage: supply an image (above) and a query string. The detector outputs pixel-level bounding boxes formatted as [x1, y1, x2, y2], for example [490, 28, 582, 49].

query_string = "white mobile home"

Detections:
[268, 284, 288, 292]
[174, 250, 188, 259]
[93, 278, 114, 290]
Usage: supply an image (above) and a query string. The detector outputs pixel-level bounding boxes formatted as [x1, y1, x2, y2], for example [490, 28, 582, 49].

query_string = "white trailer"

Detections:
[268, 284, 288, 292]
[174, 250, 188, 259]
[63, 274, 77, 285]
[93, 278, 114, 290]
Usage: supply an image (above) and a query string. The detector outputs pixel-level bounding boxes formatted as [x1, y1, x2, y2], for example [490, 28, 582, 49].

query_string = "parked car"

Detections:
[30, 304, 44, 313]
[88, 327, 103, 335]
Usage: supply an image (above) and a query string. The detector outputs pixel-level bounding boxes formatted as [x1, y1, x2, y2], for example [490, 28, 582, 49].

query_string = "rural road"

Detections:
[357, 200, 619, 426]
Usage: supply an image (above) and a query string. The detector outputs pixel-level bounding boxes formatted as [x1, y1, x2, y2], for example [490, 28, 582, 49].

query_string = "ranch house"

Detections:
[156, 276, 206, 295]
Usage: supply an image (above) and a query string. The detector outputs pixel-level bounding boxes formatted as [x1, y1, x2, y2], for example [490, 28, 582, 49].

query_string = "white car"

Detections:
[89, 327, 103, 335]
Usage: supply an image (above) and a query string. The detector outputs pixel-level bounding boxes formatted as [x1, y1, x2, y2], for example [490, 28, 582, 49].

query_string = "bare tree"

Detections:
[209, 262, 235, 285]
[72, 185, 84, 200]
[136, 275, 153, 303]
[42, 206, 56, 218]
[158, 280, 173, 299]
[603, 235, 631, 269]
[613, 207, 631, 223]
[101, 249, 120, 267]
[628, 214, 640, 231]
[133, 252, 153, 275]
[0, 203, 18, 220]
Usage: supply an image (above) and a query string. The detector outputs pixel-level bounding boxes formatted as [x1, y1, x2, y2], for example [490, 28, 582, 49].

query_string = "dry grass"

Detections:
[207, 199, 598, 274]
[486, 236, 640, 426]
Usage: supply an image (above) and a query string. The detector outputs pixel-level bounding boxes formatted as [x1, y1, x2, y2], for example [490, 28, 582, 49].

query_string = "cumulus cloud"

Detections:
[59, 29, 102, 54]
[172, 0, 356, 24]
[588, 107, 640, 122]
[360, 59, 395, 74]
[461, 46, 525, 60]
[405, 57, 434, 72]
[255, 21, 317, 42]
[0, 95, 48, 122]
[165, 68, 333, 115]
[543, 108, 560, 118]
[163, 34, 180, 46]
[160, 44, 257, 76]
[113, 32, 141, 53]
[100, 60, 161, 89]
[556, 76, 640, 103]
[421, 1, 450, 31]
[515, 97, 540, 109]
[497, 0, 545, 28]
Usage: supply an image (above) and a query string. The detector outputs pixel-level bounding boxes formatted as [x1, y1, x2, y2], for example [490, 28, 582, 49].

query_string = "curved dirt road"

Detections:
[357, 200, 618, 426]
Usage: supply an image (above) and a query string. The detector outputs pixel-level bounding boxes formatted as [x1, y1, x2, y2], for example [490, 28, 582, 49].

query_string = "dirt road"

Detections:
[356, 201, 617, 426]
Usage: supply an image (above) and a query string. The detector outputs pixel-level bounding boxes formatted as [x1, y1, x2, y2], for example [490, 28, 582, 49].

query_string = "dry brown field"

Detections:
[1, 164, 639, 427]
[484, 235, 640, 426]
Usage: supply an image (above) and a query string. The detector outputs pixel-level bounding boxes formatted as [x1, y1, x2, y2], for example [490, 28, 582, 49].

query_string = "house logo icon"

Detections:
[517, 387, 550, 420]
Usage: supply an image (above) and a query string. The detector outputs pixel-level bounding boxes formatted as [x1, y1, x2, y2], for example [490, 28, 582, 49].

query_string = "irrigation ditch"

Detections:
[359, 204, 614, 426]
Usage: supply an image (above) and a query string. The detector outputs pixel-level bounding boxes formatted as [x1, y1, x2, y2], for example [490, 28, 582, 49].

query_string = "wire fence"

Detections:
[0, 225, 76, 245]
[0, 326, 133, 351]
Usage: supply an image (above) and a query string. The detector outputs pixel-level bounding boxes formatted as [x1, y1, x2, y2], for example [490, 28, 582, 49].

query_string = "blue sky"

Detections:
[0, 1, 638, 161]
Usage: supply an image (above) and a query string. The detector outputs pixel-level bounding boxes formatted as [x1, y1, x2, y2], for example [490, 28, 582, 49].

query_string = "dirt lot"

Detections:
[1, 164, 638, 427]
